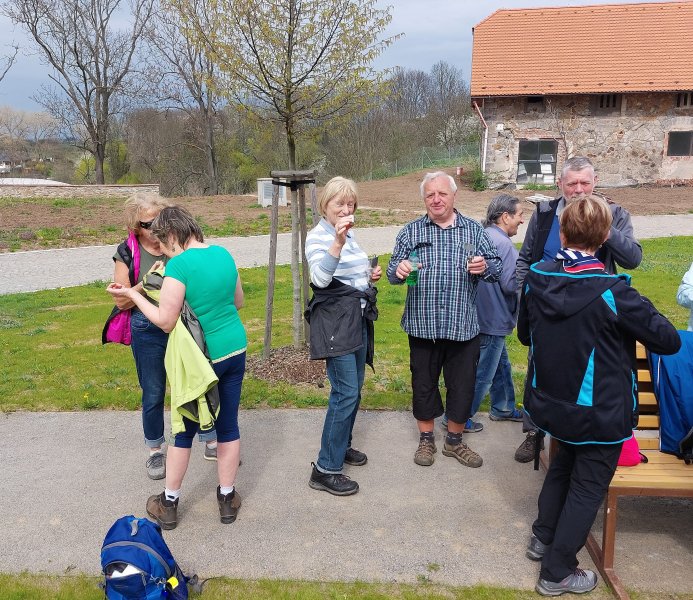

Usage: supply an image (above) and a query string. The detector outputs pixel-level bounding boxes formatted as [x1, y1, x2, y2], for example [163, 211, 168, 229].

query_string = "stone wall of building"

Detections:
[478, 93, 693, 185]
[0, 183, 160, 198]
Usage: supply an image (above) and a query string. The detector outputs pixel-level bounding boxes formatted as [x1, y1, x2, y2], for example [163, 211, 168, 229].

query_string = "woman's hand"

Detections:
[332, 216, 354, 249]
[107, 282, 136, 300]
[150, 260, 165, 273]
[370, 265, 382, 282]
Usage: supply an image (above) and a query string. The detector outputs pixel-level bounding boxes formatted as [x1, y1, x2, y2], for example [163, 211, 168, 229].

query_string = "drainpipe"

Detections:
[473, 100, 488, 173]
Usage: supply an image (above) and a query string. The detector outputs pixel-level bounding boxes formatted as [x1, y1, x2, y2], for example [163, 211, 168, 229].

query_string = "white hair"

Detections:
[420, 171, 457, 198]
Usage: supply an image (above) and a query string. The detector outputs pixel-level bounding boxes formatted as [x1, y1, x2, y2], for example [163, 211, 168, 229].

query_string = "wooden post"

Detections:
[290, 186, 302, 348]
[298, 186, 310, 343]
[263, 184, 280, 359]
[310, 182, 319, 227]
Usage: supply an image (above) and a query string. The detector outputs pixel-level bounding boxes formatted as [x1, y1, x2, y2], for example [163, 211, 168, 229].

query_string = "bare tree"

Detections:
[3, 0, 155, 183]
[144, 1, 221, 194]
[0, 44, 18, 84]
[429, 61, 471, 151]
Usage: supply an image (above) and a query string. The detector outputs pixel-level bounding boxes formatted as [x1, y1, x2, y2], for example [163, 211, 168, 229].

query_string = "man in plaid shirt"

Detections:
[387, 172, 501, 468]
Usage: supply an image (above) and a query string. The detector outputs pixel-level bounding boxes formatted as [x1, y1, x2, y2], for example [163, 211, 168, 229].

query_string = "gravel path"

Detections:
[1, 214, 692, 295]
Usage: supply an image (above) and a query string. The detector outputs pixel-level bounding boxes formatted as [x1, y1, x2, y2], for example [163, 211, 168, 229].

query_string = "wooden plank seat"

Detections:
[584, 342, 693, 600]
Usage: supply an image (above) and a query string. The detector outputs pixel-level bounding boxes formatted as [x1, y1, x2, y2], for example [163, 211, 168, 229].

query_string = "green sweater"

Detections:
[165, 245, 247, 361]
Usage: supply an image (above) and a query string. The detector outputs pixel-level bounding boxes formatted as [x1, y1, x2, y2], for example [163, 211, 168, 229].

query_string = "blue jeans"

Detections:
[173, 352, 245, 447]
[130, 310, 216, 447]
[316, 319, 367, 474]
[130, 310, 168, 448]
[470, 334, 516, 418]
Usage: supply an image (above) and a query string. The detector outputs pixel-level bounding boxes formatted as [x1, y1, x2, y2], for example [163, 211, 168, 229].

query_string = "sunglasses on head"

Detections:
[139, 220, 154, 230]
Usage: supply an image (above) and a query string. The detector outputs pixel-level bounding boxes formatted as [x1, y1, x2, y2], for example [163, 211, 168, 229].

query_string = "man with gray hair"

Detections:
[514, 156, 642, 462]
[387, 171, 501, 468]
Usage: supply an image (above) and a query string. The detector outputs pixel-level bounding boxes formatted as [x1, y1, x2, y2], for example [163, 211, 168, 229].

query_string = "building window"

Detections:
[517, 140, 558, 184]
[667, 131, 693, 157]
[592, 94, 622, 114]
[676, 92, 693, 108]
[525, 96, 545, 113]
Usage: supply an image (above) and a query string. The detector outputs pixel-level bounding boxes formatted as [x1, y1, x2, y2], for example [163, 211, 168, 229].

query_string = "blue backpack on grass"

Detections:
[101, 515, 190, 599]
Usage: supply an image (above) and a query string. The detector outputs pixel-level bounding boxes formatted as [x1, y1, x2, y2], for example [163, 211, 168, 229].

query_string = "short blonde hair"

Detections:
[318, 177, 358, 216]
[560, 195, 612, 251]
[124, 192, 171, 232]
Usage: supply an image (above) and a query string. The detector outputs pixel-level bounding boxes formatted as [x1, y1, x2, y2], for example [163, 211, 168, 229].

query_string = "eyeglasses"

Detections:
[139, 220, 154, 230]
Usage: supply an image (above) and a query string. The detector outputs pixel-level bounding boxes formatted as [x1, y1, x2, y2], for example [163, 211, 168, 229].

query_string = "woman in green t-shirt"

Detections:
[107, 205, 246, 530]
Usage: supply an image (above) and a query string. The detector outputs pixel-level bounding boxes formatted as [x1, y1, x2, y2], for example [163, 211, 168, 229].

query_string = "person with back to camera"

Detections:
[304, 176, 382, 496]
[387, 171, 501, 469]
[514, 156, 643, 463]
[518, 195, 680, 596]
[107, 205, 246, 529]
[109, 193, 217, 481]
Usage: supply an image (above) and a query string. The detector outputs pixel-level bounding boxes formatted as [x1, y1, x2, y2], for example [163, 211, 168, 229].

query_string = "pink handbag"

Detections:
[618, 435, 647, 466]
[102, 232, 140, 346]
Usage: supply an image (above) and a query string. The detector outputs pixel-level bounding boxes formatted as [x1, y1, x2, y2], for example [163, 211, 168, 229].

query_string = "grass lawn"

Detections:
[0, 573, 679, 599]
[0, 237, 690, 413]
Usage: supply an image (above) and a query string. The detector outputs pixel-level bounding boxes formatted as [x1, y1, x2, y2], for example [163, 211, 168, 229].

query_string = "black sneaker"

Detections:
[515, 431, 544, 463]
[536, 568, 598, 596]
[308, 463, 359, 496]
[344, 447, 367, 466]
[526, 533, 548, 561]
[216, 486, 241, 524]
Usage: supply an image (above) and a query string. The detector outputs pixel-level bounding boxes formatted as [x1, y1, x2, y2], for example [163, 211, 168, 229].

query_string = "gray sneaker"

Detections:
[146, 451, 166, 480]
[536, 568, 598, 596]
[204, 444, 217, 461]
[527, 533, 548, 561]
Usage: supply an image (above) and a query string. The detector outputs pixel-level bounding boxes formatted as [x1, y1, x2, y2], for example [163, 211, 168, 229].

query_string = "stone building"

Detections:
[470, 1, 693, 186]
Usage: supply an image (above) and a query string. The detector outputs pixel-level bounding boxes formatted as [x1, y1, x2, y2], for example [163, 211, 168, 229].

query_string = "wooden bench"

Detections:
[583, 342, 693, 600]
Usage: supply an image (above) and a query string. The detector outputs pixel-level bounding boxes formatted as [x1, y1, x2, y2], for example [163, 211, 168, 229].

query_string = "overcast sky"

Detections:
[0, 0, 667, 111]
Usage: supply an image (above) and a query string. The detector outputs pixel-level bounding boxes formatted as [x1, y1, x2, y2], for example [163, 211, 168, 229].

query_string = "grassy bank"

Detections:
[0, 572, 677, 600]
[0, 238, 690, 412]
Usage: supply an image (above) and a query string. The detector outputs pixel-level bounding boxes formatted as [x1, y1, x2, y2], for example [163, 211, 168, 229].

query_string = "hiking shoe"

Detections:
[344, 447, 368, 466]
[527, 533, 548, 561]
[309, 463, 359, 496]
[536, 568, 598, 596]
[216, 486, 241, 524]
[414, 437, 437, 466]
[204, 444, 217, 461]
[443, 441, 483, 467]
[490, 408, 524, 422]
[515, 431, 544, 463]
[146, 492, 178, 530]
[464, 418, 483, 433]
[146, 451, 166, 480]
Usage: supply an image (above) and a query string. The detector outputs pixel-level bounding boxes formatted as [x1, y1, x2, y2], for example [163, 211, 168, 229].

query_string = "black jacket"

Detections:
[516, 197, 643, 290]
[518, 256, 680, 444]
[304, 279, 378, 367]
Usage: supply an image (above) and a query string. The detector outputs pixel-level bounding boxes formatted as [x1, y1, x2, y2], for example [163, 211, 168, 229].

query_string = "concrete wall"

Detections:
[477, 93, 693, 186]
[0, 183, 160, 198]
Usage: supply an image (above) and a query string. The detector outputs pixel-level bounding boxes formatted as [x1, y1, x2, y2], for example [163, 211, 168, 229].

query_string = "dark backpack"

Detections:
[101, 515, 190, 600]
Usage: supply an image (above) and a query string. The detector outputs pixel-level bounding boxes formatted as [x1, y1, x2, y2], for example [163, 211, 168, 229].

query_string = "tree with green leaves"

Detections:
[175, 0, 399, 347]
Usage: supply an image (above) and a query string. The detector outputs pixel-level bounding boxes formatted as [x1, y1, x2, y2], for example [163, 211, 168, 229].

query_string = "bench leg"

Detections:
[586, 492, 631, 600]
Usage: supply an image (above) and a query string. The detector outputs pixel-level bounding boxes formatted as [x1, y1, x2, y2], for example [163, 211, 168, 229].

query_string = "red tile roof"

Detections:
[471, 1, 693, 96]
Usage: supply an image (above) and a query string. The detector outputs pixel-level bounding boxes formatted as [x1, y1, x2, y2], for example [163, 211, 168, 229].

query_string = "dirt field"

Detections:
[1, 169, 691, 252]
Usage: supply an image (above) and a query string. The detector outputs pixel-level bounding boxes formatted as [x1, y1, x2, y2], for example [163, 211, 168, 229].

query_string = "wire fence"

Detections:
[365, 143, 480, 181]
